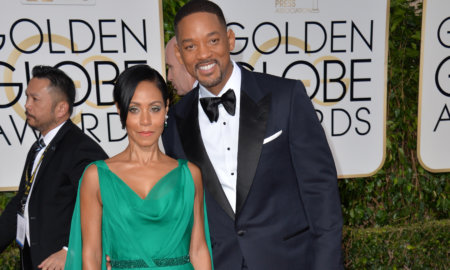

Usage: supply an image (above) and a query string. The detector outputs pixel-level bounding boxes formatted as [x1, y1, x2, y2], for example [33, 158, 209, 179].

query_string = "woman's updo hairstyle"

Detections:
[113, 65, 169, 129]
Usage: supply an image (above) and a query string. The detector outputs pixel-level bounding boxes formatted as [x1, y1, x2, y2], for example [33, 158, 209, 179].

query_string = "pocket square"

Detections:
[263, 130, 282, 144]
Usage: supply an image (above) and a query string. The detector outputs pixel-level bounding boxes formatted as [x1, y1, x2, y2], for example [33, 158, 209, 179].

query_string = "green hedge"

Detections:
[343, 220, 449, 269]
[340, 1, 449, 267]
[0, 243, 19, 270]
[0, 0, 449, 268]
[338, 0, 449, 229]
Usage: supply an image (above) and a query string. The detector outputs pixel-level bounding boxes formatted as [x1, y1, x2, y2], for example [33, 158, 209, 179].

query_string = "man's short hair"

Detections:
[32, 65, 76, 115]
[174, 0, 227, 37]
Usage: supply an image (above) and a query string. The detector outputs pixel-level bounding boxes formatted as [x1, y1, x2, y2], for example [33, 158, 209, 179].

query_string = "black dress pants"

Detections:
[21, 239, 33, 270]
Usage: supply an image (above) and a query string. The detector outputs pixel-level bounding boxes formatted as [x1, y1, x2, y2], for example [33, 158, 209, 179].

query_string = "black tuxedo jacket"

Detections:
[163, 66, 344, 269]
[0, 120, 108, 269]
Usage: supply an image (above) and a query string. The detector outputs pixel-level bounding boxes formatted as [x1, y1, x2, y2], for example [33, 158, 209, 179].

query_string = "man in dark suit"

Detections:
[0, 65, 108, 269]
[162, 1, 343, 269]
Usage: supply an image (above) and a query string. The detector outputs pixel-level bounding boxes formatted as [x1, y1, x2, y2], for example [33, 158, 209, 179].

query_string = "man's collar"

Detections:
[41, 120, 67, 146]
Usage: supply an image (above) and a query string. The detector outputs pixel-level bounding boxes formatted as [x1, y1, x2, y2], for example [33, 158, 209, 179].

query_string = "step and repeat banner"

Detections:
[214, 0, 390, 178]
[418, 0, 450, 173]
[1, 0, 447, 189]
[0, 0, 164, 190]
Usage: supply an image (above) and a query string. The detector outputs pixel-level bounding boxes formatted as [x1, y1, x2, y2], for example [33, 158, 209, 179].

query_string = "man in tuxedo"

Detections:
[162, 1, 344, 269]
[0, 66, 108, 269]
[166, 36, 197, 96]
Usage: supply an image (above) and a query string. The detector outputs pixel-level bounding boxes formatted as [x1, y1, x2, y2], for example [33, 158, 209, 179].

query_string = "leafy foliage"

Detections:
[0, 243, 19, 270]
[343, 220, 449, 269]
[162, 0, 187, 43]
[338, 0, 449, 229]
[0, 194, 18, 269]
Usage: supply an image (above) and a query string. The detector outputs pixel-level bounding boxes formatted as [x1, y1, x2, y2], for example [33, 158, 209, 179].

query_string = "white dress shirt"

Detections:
[24, 121, 65, 242]
[198, 61, 241, 212]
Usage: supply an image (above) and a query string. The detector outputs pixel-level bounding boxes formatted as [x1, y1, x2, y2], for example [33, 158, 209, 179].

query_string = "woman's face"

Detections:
[125, 80, 167, 148]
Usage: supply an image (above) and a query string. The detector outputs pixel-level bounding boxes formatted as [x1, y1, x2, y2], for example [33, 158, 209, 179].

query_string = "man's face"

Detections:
[166, 40, 195, 96]
[25, 78, 58, 135]
[175, 12, 235, 96]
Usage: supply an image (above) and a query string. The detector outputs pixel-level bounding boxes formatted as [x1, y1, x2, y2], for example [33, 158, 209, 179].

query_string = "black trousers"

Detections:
[242, 258, 248, 269]
[21, 239, 34, 270]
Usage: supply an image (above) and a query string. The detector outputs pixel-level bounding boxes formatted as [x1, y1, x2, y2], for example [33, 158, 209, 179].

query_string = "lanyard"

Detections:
[20, 146, 49, 214]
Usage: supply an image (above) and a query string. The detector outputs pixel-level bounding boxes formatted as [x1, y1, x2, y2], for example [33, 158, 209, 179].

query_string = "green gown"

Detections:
[65, 159, 212, 270]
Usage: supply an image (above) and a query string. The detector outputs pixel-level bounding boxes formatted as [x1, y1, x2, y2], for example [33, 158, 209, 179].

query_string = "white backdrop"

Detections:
[214, 0, 390, 178]
[418, 0, 450, 173]
[0, 0, 164, 190]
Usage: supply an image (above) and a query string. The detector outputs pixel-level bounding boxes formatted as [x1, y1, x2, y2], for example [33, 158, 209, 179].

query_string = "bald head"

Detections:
[165, 37, 197, 96]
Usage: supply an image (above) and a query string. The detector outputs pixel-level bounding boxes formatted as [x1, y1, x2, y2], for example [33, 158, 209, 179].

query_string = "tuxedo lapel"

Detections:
[236, 69, 271, 215]
[176, 90, 235, 219]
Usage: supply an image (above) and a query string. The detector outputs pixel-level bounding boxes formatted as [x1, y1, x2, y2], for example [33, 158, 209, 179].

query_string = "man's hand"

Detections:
[38, 248, 67, 270]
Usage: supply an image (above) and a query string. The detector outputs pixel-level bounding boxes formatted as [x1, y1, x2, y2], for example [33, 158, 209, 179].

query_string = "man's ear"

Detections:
[55, 101, 69, 118]
[227, 28, 236, 52]
[173, 42, 185, 65]
[175, 42, 184, 65]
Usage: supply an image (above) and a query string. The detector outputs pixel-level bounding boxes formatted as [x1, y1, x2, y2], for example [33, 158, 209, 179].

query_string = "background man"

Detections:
[0, 66, 108, 269]
[165, 36, 197, 96]
[162, 1, 343, 269]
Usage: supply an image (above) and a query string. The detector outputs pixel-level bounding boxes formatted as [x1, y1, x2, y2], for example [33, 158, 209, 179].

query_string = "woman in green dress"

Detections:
[65, 65, 212, 270]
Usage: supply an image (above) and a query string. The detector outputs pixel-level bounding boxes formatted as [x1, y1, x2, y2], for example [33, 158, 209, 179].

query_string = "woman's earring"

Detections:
[164, 115, 168, 128]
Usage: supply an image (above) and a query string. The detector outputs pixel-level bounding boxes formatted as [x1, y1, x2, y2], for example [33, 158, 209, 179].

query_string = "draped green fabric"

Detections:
[65, 159, 210, 270]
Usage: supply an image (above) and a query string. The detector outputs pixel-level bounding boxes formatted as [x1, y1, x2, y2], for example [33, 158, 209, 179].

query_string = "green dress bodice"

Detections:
[65, 159, 199, 270]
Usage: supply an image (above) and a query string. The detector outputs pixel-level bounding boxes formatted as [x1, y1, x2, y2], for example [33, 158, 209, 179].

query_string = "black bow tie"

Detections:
[200, 89, 236, 123]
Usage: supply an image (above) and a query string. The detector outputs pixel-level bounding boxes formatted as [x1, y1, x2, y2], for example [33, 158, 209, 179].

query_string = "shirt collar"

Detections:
[41, 121, 66, 146]
[199, 61, 241, 98]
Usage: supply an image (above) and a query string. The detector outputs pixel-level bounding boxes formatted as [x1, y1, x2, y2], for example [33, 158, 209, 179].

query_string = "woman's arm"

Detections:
[80, 164, 103, 270]
[187, 162, 212, 270]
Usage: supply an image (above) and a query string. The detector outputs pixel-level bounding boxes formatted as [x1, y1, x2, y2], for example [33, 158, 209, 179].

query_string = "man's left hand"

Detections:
[38, 248, 67, 270]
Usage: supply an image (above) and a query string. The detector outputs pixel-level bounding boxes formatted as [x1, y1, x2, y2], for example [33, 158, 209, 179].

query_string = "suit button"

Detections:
[29, 216, 36, 220]
[237, 230, 246, 236]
